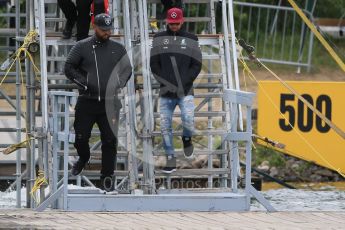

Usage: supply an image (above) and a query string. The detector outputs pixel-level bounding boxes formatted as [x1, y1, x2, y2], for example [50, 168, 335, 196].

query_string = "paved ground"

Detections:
[0, 210, 344, 229]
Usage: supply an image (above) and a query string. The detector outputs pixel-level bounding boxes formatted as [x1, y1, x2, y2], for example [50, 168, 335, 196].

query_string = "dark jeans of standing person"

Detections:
[57, 0, 93, 41]
[73, 98, 119, 178]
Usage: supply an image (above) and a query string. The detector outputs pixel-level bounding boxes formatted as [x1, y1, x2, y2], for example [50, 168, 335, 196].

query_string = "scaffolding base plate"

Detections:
[64, 193, 248, 212]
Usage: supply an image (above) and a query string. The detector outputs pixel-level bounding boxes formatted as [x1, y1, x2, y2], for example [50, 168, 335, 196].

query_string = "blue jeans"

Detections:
[160, 95, 195, 157]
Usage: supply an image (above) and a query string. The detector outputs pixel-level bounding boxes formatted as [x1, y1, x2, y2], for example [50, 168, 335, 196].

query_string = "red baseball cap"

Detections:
[166, 8, 184, 24]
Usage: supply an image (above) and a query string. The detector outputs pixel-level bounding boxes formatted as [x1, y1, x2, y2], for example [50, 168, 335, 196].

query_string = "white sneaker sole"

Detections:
[184, 152, 194, 159]
[161, 169, 177, 174]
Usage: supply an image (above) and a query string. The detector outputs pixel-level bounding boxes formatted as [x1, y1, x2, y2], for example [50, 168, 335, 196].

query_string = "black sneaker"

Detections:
[71, 159, 86, 176]
[100, 176, 114, 192]
[182, 136, 194, 158]
[62, 20, 74, 39]
[161, 155, 176, 173]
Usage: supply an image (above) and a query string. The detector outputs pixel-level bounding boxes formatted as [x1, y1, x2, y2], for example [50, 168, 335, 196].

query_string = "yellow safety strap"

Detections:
[0, 30, 41, 154]
[30, 170, 48, 205]
[150, 18, 159, 31]
[0, 138, 34, 155]
[287, 0, 345, 72]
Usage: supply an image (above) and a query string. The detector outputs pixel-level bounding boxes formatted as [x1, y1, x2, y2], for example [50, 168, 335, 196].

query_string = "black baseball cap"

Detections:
[94, 13, 113, 31]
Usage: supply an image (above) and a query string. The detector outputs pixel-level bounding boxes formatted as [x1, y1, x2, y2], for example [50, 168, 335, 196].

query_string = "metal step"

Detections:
[59, 170, 129, 177]
[49, 73, 222, 79]
[46, 18, 65, 23]
[44, 35, 124, 46]
[47, 56, 68, 62]
[201, 54, 222, 60]
[137, 83, 223, 90]
[153, 149, 228, 156]
[44, 0, 59, 3]
[188, 73, 223, 78]
[133, 72, 223, 79]
[153, 111, 227, 118]
[89, 131, 127, 138]
[151, 129, 227, 136]
[156, 188, 233, 194]
[0, 111, 42, 116]
[147, 0, 213, 4]
[0, 128, 26, 132]
[193, 93, 223, 98]
[68, 188, 102, 194]
[50, 111, 126, 118]
[0, 28, 26, 36]
[46, 74, 66, 80]
[57, 150, 128, 157]
[46, 54, 220, 62]
[149, 17, 212, 23]
[154, 168, 229, 177]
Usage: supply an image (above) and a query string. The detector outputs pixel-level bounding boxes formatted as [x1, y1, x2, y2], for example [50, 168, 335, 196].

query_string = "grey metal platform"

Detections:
[65, 192, 248, 212]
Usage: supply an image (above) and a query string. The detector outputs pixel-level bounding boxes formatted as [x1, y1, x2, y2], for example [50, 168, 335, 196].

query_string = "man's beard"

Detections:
[96, 33, 110, 43]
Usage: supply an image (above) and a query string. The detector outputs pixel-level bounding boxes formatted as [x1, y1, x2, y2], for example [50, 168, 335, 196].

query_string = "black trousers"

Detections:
[57, 0, 93, 41]
[74, 98, 120, 178]
[161, 0, 183, 11]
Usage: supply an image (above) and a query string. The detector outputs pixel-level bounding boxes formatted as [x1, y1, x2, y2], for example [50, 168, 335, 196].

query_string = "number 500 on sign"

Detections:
[258, 81, 345, 173]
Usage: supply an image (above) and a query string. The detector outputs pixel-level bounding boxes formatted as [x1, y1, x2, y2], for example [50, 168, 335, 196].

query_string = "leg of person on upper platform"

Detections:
[158, 0, 184, 19]
[57, 0, 77, 39]
[58, 0, 93, 40]
[76, 0, 93, 41]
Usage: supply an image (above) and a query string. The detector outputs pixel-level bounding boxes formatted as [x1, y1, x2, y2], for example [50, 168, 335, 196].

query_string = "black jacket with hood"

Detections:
[64, 35, 132, 104]
[150, 27, 202, 98]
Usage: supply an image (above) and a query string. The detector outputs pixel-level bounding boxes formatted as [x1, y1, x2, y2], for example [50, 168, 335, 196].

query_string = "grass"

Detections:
[252, 145, 286, 168]
[311, 38, 345, 70]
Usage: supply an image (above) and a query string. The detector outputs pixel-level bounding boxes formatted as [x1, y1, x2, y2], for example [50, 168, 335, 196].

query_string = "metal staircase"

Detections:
[30, 0, 275, 212]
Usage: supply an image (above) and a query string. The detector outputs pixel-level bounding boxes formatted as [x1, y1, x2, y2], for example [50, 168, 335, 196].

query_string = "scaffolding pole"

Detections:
[15, 0, 22, 208]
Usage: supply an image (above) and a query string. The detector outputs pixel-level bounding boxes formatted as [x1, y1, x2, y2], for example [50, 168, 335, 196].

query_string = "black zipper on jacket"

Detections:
[87, 74, 90, 96]
[74, 78, 87, 90]
[92, 44, 101, 101]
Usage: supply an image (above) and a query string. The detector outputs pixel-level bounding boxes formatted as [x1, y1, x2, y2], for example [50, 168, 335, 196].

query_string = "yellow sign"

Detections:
[258, 81, 345, 175]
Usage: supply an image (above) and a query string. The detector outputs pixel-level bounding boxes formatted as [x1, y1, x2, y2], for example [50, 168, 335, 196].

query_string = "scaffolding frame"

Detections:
[0, 0, 275, 212]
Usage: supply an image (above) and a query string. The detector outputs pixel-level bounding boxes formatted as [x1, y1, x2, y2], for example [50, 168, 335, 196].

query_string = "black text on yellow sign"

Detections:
[279, 93, 332, 133]
[258, 81, 345, 174]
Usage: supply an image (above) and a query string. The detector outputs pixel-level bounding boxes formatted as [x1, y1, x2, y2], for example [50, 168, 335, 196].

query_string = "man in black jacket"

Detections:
[64, 14, 132, 191]
[150, 8, 202, 173]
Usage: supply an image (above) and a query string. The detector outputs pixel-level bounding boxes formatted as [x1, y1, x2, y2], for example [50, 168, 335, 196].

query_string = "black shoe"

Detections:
[161, 166, 176, 174]
[62, 20, 74, 39]
[71, 159, 86, 176]
[161, 155, 176, 173]
[182, 136, 194, 158]
[100, 176, 114, 192]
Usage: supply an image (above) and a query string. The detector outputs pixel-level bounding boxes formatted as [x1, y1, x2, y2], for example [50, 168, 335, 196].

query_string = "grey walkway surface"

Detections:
[0, 209, 345, 229]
